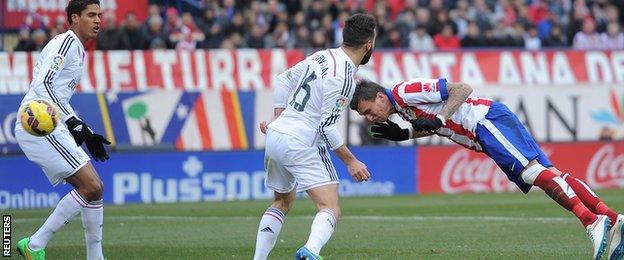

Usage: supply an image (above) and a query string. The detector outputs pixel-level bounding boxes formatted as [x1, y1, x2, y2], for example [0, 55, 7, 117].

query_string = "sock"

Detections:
[253, 207, 285, 260]
[304, 209, 337, 255]
[562, 173, 619, 226]
[82, 199, 104, 260]
[29, 190, 84, 250]
[533, 170, 597, 227]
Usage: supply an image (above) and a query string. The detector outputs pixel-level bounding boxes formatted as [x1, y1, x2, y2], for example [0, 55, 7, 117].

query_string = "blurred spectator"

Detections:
[601, 22, 624, 50]
[290, 26, 311, 49]
[409, 25, 435, 51]
[225, 12, 246, 36]
[433, 24, 460, 49]
[450, 0, 472, 38]
[14, 29, 35, 52]
[311, 29, 329, 49]
[141, 15, 169, 49]
[543, 26, 568, 47]
[201, 8, 225, 48]
[381, 27, 407, 48]
[461, 22, 484, 47]
[573, 18, 602, 50]
[269, 22, 290, 48]
[246, 26, 266, 48]
[31, 29, 48, 51]
[121, 12, 142, 50]
[97, 12, 131, 50]
[175, 26, 197, 51]
[6, 0, 624, 51]
[430, 10, 457, 36]
[524, 26, 541, 50]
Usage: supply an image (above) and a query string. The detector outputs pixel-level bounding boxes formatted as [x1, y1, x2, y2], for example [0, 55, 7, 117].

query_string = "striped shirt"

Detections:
[390, 78, 492, 151]
[20, 30, 85, 122]
[270, 48, 357, 149]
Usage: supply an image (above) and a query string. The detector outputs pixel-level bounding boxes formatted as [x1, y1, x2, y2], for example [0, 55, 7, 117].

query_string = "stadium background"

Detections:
[0, 0, 623, 209]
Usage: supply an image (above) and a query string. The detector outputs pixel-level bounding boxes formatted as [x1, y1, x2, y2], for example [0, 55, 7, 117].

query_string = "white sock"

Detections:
[253, 207, 285, 260]
[82, 199, 104, 260]
[304, 209, 337, 255]
[29, 190, 84, 250]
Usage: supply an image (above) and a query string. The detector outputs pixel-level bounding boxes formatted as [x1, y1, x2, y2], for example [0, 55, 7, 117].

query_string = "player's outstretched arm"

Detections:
[438, 82, 473, 120]
[334, 144, 370, 182]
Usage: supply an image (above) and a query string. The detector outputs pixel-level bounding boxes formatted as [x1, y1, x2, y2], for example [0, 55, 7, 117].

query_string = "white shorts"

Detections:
[15, 121, 89, 186]
[264, 129, 339, 193]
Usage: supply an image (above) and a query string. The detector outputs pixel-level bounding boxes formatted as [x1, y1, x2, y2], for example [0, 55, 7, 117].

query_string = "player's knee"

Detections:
[82, 180, 103, 201]
[273, 197, 294, 213]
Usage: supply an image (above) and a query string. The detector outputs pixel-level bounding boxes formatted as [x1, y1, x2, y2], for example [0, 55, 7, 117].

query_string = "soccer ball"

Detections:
[20, 99, 60, 136]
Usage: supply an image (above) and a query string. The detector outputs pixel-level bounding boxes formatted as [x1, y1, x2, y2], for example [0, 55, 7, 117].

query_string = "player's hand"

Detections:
[370, 120, 410, 141]
[347, 160, 370, 182]
[66, 116, 92, 146]
[259, 121, 269, 134]
[66, 116, 111, 161]
[85, 134, 111, 162]
[410, 116, 444, 132]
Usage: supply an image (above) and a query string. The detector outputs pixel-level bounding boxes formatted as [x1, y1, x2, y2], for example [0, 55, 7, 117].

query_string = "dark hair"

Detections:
[66, 0, 100, 25]
[342, 13, 377, 48]
[349, 80, 386, 110]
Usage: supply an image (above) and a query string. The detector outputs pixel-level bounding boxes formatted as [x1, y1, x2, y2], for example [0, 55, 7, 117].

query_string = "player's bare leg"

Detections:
[521, 160, 608, 259]
[297, 184, 340, 259]
[253, 190, 296, 260]
[65, 162, 105, 260]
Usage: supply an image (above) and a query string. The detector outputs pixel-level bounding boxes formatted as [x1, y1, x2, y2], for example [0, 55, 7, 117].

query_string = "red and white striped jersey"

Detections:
[390, 78, 492, 151]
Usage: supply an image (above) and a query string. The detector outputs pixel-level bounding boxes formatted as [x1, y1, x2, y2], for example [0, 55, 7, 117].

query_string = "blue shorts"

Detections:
[474, 102, 552, 193]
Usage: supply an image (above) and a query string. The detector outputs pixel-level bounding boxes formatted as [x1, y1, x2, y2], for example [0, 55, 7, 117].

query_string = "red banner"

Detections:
[418, 141, 624, 194]
[2, 49, 624, 94]
[3, 0, 147, 29]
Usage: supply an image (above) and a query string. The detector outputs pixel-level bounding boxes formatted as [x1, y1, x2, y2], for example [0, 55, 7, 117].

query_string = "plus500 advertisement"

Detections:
[0, 147, 416, 209]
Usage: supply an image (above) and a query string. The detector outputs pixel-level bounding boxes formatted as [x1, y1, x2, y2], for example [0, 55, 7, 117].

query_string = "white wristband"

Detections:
[435, 114, 446, 126]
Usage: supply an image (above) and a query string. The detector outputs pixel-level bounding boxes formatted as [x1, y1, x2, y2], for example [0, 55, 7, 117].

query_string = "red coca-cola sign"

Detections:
[418, 141, 624, 194]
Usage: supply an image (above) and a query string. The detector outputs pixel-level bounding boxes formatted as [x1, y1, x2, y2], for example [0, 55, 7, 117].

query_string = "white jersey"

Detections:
[269, 48, 357, 150]
[390, 78, 492, 150]
[20, 30, 85, 122]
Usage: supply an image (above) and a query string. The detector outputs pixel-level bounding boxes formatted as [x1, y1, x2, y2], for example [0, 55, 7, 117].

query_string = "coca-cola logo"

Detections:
[440, 149, 518, 193]
[586, 144, 624, 188]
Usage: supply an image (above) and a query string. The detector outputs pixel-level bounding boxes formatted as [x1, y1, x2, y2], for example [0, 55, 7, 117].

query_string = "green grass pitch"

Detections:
[6, 189, 624, 259]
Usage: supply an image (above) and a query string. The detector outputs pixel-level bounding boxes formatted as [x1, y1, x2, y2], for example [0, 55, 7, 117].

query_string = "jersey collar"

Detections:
[384, 88, 398, 108]
[337, 47, 357, 71]
[67, 29, 85, 51]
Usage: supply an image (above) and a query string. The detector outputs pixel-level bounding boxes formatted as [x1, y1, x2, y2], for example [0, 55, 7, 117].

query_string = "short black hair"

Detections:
[349, 80, 386, 110]
[66, 0, 100, 25]
[342, 13, 377, 48]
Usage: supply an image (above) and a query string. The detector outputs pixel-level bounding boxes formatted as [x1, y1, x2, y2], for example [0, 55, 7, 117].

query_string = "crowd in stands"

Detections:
[10, 0, 624, 52]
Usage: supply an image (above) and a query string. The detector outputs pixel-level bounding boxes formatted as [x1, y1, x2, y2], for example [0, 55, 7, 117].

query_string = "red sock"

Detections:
[534, 170, 597, 227]
[562, 173, 619, 225]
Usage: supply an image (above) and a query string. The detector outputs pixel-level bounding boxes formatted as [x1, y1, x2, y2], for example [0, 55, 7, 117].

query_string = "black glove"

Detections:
[66, 116, 111, 162]
[410, 116, 444, 132]
[370, 120, 410, 141]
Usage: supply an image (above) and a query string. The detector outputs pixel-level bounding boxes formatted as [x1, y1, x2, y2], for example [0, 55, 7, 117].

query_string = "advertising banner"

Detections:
[3, 50, 624, 94]
[418, 141, 624, 194]
[3, 0, 147, 29]
[0, 146, 416, 209]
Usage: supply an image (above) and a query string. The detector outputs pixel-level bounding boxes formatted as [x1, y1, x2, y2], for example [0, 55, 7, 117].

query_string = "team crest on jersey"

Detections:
[50, 54, 65, 71]
[333, 96, 348, 113]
